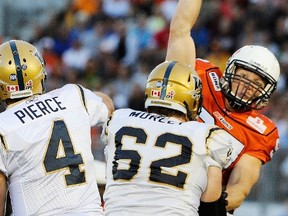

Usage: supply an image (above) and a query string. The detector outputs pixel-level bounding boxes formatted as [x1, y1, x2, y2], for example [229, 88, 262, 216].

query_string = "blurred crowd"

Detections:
[2, 0, 288, 203]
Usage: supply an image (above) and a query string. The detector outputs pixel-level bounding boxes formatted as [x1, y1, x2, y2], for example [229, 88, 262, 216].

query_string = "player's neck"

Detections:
[224, 99, 236, 113]
[172, 115, 188, 122]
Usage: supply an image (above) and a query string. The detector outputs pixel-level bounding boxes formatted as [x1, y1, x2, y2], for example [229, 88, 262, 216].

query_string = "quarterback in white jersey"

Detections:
[102, 61, 233, 216]
[0, 40, 114, 216]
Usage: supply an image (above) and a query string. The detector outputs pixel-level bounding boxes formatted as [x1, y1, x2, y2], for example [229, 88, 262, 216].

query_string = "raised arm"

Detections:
[165, 0, 202, 68]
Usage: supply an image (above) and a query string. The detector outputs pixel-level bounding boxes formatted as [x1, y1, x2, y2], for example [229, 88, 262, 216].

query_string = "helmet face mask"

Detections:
[220, 45, 280, 112]
[0, 40, 47, 101]
[145, 61, 202, 121]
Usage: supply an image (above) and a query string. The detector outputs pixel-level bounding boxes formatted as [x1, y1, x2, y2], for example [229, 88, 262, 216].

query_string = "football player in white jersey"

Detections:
[0, 40, 114, 216]
[102, 61, 233, 216]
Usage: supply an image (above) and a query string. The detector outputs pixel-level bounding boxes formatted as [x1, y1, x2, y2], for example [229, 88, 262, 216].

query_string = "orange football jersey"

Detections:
[195, 58, 280, 185]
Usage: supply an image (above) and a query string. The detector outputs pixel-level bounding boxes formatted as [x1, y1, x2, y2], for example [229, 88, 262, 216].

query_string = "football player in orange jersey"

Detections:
[165, 0, 280, 215]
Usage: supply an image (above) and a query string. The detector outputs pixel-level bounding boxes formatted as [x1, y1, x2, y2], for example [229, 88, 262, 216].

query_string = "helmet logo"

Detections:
[6, 85, 19, 92]
[9, 74, 17, 81]
[34, 51, 45, 66]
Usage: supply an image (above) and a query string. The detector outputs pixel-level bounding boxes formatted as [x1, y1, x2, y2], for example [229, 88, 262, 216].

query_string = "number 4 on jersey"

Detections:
[43, 120, 86, 186]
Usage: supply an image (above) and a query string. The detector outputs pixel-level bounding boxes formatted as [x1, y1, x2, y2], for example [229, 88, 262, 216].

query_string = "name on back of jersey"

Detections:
[129, 111, 182, 125]
[14, 96, 67, 124]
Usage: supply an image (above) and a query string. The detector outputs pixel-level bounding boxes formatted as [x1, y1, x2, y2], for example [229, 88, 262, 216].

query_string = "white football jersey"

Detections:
[0, 84, 108, 216]
[102, 108, 233, 216]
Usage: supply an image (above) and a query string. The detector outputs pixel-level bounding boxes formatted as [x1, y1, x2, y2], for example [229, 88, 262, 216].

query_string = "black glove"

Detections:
[198, 191, 228, 216]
